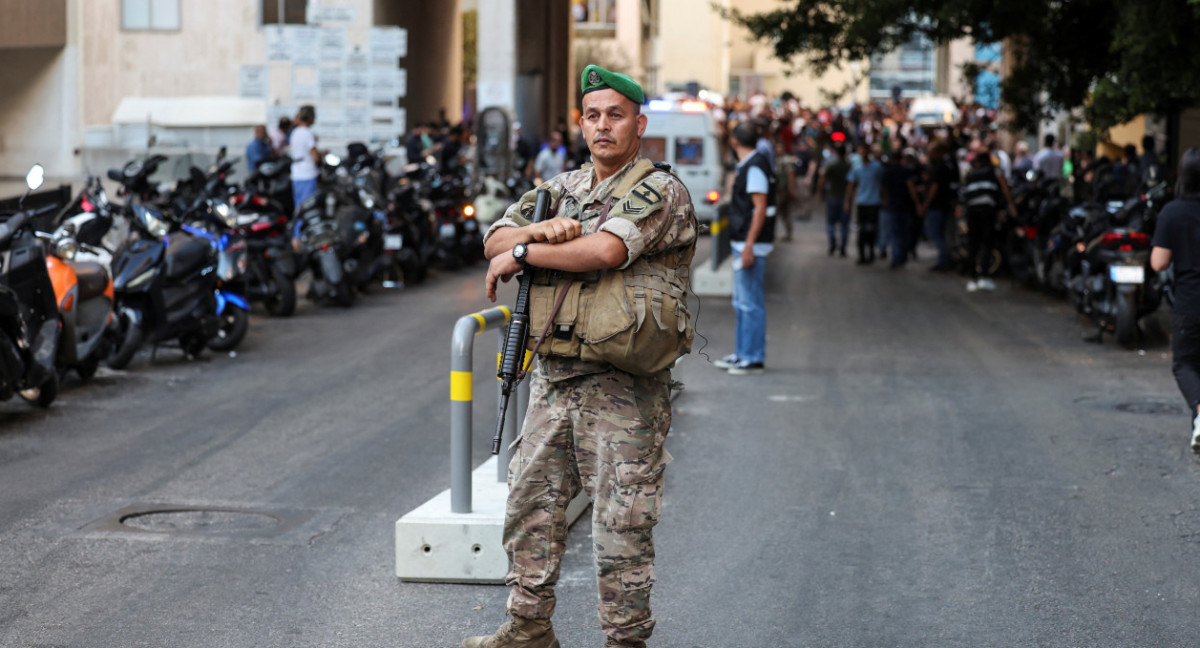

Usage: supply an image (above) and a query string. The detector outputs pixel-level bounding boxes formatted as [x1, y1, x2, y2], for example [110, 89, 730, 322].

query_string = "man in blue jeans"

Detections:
[920, 142, 958, 272]
[714, 122, 776, 375]
[817, 143, 851, 256]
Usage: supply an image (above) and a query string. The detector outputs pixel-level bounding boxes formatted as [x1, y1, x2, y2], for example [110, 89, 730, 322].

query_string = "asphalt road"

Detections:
[0, 216, 1196, 648]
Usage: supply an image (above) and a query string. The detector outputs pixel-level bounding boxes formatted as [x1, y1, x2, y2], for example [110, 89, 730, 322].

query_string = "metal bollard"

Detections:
[449, 306, 531, 514]
[710, 204, 731, 271]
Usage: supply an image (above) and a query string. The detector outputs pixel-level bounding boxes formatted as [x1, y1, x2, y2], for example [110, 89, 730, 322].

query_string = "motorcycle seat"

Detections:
[72, 262, 110, 301]
[165, 235, 211, 280]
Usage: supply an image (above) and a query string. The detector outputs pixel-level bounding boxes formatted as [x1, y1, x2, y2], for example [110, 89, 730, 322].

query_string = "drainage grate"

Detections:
[1115, 400, 1186, 416]
[88, 503, 316, 539]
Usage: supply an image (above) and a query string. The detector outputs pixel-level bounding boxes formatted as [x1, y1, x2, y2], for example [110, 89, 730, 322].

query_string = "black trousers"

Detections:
[857, 205, 879, 262]
[965, 207, 997, 279]
[1172, 312, 1200, 417]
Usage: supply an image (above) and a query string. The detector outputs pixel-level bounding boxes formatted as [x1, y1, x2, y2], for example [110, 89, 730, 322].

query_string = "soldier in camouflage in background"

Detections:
[468, 65, 697, 648]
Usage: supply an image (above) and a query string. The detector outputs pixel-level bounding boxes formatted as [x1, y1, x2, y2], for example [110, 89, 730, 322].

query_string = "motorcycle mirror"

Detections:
[25, 164, 45, 191]
[325, 153, 342, 167]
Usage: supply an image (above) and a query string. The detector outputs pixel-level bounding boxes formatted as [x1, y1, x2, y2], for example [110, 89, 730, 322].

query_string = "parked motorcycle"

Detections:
[1061, 183, 1169, 347]
[106, 195, 250, 369]
[0, 165, 63, 406]
[42, 218, 117, 382]
[181, 162, 298, 317]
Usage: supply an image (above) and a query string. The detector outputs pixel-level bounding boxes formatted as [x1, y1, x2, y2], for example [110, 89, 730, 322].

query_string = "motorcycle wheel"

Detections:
[334, 283, 356, 308]
[76, 355, 101, 382]
[265, 267, 297, 317]
[208, 306, 250, 351]
[107, 308, 144, 370]
[19, 371, 58, 408]
[1115, 291, 1138, 349]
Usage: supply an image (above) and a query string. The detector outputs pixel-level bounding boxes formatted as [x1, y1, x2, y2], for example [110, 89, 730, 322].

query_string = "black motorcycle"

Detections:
[1061, 183, 1169, 347]
[0, 165, 63, 407]
[106, 196, 250, 369]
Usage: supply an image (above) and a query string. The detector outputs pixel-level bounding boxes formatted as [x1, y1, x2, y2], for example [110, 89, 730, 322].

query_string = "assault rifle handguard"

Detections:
[492, 187, 551, 454]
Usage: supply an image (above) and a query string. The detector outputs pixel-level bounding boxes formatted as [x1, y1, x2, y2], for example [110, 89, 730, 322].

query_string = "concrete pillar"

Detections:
[476, 0, 571, 145]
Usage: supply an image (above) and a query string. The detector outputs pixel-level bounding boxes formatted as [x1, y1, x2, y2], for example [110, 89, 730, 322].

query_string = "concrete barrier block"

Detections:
[692, 256, 734, 297]
[396, 456, 590, 584]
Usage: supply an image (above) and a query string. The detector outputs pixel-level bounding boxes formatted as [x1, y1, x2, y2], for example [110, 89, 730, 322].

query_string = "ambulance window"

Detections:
[640, 137, 667, 163]
[675, 138, 704, 165]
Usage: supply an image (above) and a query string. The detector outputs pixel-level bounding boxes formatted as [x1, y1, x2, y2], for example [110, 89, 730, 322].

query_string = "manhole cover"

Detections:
[87, 503, 316, 539]
[120, 509, 281, 534]
[1115, 400, 1186, 416]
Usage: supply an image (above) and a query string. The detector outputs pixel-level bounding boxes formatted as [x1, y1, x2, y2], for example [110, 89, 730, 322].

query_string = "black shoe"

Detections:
[856, 258, 869, 266]
[839, 247, 847, 257]
[828, 245, 836, 256]
[727, 360, 765, 375]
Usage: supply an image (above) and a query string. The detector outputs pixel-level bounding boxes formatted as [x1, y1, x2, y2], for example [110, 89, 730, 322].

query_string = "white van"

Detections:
[639, 100, 724, 224]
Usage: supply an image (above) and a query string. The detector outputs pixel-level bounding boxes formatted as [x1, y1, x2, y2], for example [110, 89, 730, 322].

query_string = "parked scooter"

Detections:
[0, 165, 63, 406]
[1061, 183, 1169, 347]
[106, 195, 250, 369]
[42, 218, 117, 381]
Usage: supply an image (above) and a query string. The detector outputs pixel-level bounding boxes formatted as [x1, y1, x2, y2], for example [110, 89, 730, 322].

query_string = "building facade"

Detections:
[0, 0, 464, 180]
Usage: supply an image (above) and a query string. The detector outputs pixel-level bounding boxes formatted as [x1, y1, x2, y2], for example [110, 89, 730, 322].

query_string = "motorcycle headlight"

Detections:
[55, 238, 79, 261]
[358, 188, 376, 210]
[134, 205, 171, 239]
[212, 200, 237, 228]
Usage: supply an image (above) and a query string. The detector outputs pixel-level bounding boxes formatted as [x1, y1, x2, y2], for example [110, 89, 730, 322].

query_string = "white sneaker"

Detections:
[1191, 416, 1200, 454]
[713, 354, 739, 370]
[978, 278, 996, 291]
[966, 280, 979, 292]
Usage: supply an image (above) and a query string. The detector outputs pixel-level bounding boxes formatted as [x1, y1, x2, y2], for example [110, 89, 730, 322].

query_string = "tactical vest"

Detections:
[729, 151, 777, 243]
[527, 159, 696, 376]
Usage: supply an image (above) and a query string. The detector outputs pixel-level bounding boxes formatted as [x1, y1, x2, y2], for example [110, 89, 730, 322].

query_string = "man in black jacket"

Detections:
[714, 121, 776, 375]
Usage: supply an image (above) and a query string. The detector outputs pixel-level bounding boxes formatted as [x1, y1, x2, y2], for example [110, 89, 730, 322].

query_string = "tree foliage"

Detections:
[723, 0, 1200, 132]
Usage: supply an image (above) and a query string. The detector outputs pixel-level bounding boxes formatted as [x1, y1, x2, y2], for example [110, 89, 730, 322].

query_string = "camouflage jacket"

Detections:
[484, 156, 698, 381]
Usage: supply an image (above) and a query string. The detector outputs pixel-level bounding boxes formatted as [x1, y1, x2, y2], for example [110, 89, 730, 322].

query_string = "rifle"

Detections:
[492, 187, 551, 454]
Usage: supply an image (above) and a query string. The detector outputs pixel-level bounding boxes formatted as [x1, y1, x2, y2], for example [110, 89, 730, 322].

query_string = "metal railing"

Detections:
[449, 306, 531, 514]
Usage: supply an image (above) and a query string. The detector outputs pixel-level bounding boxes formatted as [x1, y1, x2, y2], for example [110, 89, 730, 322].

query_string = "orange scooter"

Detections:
[43, 223, 117, 381]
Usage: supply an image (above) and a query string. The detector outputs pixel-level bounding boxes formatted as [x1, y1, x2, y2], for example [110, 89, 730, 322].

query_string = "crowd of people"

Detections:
[712, 92, 1165, 293]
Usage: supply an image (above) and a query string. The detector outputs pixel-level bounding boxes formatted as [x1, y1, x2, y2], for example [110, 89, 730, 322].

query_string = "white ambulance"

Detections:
[639, 99, 725, 225]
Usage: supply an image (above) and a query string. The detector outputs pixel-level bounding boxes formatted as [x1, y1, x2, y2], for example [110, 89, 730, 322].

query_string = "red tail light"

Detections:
[706, 190, 720, 204]
[250, 221, 273, 233]
[1101, 231, 1150, 249]
[253, 195, 268, 207]
[81, 196, 94, 212]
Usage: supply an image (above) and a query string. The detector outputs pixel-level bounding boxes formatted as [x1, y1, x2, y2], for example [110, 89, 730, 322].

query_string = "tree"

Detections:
[722, 0, 1200, 133]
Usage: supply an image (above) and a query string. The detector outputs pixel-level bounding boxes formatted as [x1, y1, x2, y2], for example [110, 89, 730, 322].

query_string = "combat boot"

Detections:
[461, 615, 560, 648]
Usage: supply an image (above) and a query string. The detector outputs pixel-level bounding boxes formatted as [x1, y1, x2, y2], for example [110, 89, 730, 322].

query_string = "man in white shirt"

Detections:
[290, 105, 320, 211]
[289, 105, 320, 246]
[1033, 133, 1065, 181]
[532, 131, 566, 182]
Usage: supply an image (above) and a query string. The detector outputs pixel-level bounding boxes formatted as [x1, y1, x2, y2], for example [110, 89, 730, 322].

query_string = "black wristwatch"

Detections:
[512, 242, 531, 267]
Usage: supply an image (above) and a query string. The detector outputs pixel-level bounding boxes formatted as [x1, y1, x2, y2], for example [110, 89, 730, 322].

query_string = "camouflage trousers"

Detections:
[504, 367, 673, 645]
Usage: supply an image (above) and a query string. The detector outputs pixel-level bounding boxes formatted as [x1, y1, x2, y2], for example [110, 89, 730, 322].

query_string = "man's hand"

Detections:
[485, 250, 522, 302]
[740, 246, 756, 270]
[531, 217, 582, 244]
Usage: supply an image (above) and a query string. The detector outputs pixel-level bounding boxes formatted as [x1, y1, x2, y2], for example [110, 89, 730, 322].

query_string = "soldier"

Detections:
[470, 64, 698, 648]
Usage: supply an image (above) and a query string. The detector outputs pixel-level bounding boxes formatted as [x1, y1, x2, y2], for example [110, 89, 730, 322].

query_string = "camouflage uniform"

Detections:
[485, 156, 697, 645]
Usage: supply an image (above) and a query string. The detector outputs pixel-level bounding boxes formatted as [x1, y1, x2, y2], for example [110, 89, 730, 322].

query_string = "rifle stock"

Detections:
[492, 187, 551, 454]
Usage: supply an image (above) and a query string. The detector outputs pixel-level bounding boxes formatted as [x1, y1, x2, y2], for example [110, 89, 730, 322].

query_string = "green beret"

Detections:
[581, 64, 646, 105]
